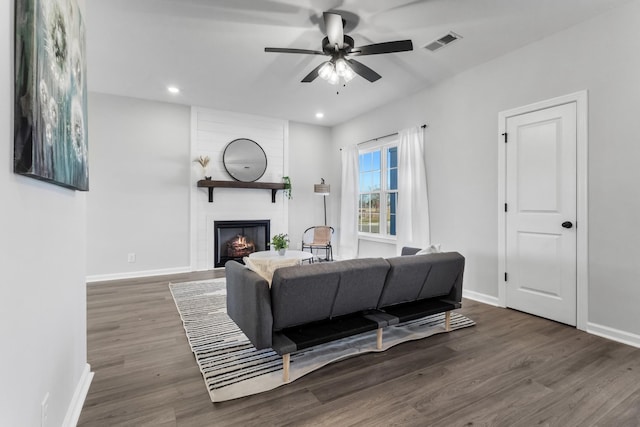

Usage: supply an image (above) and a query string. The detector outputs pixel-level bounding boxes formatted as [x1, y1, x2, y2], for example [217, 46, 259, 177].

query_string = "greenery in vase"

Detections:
[271, 233, 289, 250]
[283, 176, 292, 199]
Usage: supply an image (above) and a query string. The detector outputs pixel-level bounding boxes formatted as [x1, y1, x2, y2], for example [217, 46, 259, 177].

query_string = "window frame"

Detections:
[357, 139, 398, 241]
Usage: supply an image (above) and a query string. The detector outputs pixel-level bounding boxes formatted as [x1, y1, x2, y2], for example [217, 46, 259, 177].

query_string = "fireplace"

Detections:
[214, 220, 270, 268]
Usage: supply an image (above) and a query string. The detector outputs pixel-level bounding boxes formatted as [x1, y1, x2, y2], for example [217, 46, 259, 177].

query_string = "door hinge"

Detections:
[501, 132, 508, 143]
[504, 272, 508, 282]
[504, 203, 508, 212]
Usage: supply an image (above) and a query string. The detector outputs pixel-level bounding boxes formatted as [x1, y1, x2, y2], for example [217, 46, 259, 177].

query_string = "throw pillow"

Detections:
[243, 256, 301, 286]
[415, 244, 442, 255]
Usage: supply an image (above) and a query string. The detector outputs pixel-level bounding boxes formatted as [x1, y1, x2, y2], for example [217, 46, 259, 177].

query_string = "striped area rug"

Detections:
[169, 279, 475, 402]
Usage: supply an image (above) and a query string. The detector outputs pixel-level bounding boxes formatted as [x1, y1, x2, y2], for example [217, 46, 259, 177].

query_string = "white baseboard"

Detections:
[63, 363, 94, 427]
[464, 292, 640, 349]
[587, 322, 640, 349]
[86, 266, 192, 283]
[463, 289, 500, 307]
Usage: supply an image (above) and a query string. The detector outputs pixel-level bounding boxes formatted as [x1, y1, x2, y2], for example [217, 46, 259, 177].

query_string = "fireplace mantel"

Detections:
[197, 180, 286, 203]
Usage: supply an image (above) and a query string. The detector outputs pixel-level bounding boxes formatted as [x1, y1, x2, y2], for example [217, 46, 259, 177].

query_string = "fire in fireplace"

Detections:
[214, 220, 270, 267]
[226, 235, 256, 258]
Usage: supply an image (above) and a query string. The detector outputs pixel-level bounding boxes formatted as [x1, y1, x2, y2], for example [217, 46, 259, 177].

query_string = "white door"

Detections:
[505, 102, 577, 326]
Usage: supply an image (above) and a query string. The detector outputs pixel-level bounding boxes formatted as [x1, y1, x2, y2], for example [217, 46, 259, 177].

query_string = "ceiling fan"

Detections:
[265, 11, 413, 84]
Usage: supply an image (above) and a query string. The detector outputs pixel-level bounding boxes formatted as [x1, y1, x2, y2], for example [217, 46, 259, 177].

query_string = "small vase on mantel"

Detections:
[194, 155, 211, 181]
[278, 248, 286, 256]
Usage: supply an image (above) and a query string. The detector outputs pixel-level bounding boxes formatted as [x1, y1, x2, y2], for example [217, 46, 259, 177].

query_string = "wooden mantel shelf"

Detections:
[197, 180, 286, 203]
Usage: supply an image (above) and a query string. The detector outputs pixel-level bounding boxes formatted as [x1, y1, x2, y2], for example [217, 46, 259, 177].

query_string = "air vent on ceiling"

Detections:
[424, 31, 462, 52]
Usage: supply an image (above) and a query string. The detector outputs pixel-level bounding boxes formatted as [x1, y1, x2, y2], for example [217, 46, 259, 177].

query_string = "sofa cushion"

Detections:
[378, 255, 432, 307]
[270, 262, 341, 330]
[330, 258, 390, 318]
[417, 252, 465, 300]
[270, 258, 390, 329]
[378, 252, 464, 308]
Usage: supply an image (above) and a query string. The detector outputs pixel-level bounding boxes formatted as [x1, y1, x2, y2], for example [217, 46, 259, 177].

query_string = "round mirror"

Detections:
[222, 138, 268, 182]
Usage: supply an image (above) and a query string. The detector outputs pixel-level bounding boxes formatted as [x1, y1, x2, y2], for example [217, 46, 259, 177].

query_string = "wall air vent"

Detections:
[424, 31, 462, 52]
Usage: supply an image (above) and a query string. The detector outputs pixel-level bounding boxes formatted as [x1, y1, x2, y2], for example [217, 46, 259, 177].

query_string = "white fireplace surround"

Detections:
[190, 107, 289, 270]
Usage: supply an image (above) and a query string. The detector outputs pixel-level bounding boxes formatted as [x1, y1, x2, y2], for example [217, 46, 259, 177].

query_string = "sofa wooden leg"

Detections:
[376, 328, 383, 350]
[445, 311, 451, 332]
[282, 354, 290, 382]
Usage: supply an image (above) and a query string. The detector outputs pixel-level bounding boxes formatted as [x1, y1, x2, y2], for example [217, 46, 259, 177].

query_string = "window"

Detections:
[358, 144, 398, 237]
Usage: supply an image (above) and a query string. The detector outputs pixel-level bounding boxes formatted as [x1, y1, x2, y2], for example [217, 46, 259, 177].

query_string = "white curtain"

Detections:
[338, 145, 359, 259]
[396, 126, 430, 255]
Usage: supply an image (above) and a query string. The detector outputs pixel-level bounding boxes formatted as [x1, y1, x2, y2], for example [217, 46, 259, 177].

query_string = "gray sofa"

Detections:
[225, 248, 465, 381]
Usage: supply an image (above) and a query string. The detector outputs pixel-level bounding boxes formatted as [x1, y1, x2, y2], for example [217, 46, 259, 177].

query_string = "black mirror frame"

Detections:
[222, 138, 268, 182]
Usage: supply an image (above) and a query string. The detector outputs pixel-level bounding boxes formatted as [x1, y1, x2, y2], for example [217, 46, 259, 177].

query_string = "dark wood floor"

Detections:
[78, 271, 640, 427]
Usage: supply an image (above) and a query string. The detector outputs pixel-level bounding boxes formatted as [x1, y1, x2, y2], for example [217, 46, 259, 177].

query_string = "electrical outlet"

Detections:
[127, 253, 136, 263]
[41, 392, 49, 427]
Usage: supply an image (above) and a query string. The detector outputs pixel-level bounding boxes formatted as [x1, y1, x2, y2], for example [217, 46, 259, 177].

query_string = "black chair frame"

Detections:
[301, 226, 334, 262]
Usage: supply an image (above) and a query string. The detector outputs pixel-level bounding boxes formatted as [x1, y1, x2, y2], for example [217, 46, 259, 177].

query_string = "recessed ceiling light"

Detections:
[167, 86, 180, 94]
[315, 112, 324, 119]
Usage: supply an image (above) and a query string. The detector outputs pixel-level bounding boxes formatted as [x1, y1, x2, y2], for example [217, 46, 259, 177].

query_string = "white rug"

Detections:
[169, 279, 475, 402]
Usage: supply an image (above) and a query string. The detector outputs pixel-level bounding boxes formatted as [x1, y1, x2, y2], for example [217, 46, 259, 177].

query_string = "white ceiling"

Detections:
[86, 0, 629, 126]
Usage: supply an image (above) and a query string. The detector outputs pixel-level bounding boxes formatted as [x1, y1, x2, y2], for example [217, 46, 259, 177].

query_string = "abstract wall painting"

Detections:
[14, 0, 89, 191]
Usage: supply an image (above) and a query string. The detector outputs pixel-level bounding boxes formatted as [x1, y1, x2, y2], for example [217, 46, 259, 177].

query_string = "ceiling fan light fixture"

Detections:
[265, 11, 413, 86]
[318, 61, 334, 80]
[335, 58, 348, 77]
[342, 65, 356, 82]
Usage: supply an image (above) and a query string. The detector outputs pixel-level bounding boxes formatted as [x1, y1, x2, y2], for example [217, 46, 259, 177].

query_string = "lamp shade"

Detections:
[314, 178, 330, 195]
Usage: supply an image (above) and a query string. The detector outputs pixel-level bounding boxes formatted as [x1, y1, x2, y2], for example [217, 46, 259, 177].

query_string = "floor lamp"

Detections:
[314, 178, 330, 225]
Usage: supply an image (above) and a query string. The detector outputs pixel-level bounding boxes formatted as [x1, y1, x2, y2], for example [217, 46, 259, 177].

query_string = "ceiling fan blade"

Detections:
[349, 40, 413, 56]
[346, 59, 381, 82]
[323, 12, 344, 49]
[301, 62, 326, 83]
[265, 47, 325, 55]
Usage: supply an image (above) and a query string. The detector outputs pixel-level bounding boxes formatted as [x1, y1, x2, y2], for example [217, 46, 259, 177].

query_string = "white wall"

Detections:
[87, 98, 334, 274]
[86, 93, 191, 280]
[331, 0, 640, 338]
[1, 1, 90, 426]
[288, 122, 333, 248]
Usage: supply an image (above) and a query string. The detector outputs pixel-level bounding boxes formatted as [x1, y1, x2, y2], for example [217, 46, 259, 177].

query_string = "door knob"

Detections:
[562, 221, 573, 229]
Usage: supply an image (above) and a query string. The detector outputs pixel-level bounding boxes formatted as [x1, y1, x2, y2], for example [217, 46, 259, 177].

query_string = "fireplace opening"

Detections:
[214, 220, 270, 268]
[227, 235, 256, 258]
